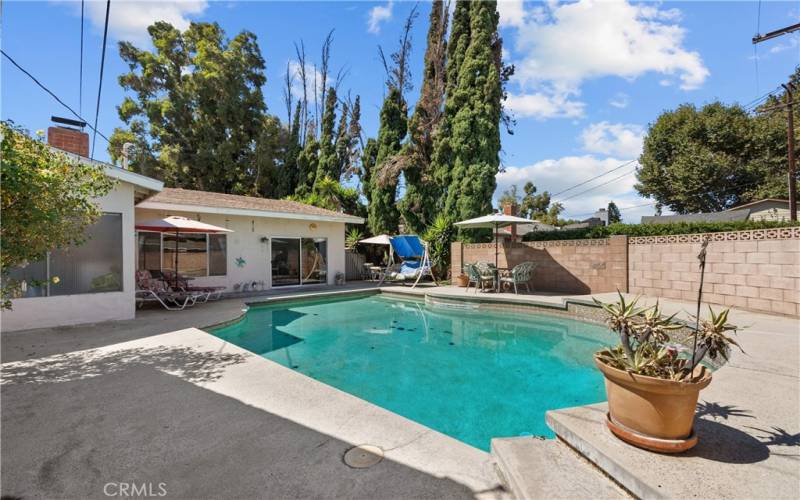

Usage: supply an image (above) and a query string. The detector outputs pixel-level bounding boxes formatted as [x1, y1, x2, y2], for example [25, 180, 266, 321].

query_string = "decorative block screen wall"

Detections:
[451, 235, 628, 294]
[451, 228, 799, 317]
[629, 227, 800, 317]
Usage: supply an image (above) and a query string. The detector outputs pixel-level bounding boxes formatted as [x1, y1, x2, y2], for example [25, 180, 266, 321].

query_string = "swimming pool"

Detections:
[211, 293, 615, 451]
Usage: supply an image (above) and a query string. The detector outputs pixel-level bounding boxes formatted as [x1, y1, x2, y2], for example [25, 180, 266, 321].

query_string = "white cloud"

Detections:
[769, 34, 799, 54]
[503, 0, 708, 121]
[81, 0, 207, 44]
[495, 155, 653, 222]
[609, 92, 629, 109]
[288, 60, 324, 103]
[580, 122, 644, 158]
[498, 0, 526, 28]
[505, 90, 585, 120]
[367, 1, 393, 34]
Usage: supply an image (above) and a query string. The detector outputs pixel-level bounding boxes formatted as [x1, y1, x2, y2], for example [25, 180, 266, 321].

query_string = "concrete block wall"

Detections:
[451, 227, 799, 317]
[451, 235, 628, 294]
[629, 229, 800, 317]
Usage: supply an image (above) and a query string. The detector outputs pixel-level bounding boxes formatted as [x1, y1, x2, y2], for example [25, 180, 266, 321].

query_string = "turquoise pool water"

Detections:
[212, 294, 614, 451]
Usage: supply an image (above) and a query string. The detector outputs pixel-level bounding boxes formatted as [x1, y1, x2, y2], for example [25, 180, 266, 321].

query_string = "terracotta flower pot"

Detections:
[594, 354, 712, 451]
[455, 274, 469, 287]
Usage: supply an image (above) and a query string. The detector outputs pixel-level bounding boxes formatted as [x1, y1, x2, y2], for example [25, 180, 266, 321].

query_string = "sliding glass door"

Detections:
[271, 237, 327, 287]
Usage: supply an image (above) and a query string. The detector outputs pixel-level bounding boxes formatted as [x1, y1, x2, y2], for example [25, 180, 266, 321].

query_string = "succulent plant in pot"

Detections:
[593, 238, 742, 453]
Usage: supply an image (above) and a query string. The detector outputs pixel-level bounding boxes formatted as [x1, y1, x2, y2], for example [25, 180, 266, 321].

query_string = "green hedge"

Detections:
[522, 220, 799, 241]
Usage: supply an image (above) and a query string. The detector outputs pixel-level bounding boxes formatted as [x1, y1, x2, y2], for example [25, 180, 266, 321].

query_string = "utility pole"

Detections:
[753, 22, 799, 221]
[783, 84, 797, 221]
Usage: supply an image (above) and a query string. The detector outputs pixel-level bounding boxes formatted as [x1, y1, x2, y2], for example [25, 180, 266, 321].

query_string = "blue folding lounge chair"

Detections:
[379, 235, 438, 288]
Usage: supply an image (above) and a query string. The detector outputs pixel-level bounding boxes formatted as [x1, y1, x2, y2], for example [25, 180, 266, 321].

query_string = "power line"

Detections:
[562, 178, 773, 220]
[1, 49, 109, 143]
[557, 168, 637, 203]
[91, 0, 111, 159]
[550, 159, 638, 198]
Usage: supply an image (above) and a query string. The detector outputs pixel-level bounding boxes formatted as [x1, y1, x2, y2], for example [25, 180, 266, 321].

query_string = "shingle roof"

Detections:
[138, 188, 363, 223]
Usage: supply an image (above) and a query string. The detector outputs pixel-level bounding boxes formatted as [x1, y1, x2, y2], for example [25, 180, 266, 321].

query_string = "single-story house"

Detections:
[725, 198, 791, 222]
[3, 142, 163, 332]
[135, 188, 363, 292]
[3, 121, 363, 332]
[641, 198, 791, 224]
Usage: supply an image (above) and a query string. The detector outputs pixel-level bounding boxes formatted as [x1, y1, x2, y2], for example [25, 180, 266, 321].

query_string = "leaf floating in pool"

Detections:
[291, 365, 299, 369]
[397, 327, 405, 331]
[449, 342, 455, 346]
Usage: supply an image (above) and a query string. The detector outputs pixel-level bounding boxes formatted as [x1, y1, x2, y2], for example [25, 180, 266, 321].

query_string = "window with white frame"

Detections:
[137, 231, 227, 277]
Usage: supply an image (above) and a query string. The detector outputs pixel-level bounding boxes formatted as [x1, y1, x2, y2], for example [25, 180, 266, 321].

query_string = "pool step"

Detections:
[491, 436, 629, 500]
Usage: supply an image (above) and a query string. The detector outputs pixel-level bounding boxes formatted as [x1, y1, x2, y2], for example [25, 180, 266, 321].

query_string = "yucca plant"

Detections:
[595, 236, 742, 381]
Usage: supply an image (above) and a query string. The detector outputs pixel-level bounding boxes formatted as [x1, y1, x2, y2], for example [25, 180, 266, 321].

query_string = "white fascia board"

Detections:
[103, 166, 163, 192]
[136, 201, 365, 224]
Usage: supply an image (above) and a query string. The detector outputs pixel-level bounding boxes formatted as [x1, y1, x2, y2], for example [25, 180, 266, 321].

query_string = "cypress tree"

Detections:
[334, 101, 349, 180]
[399, 0, 448, 234]
[431, 0, 471, 198]
[295, 128, 319, 195]
[442, 0, 502, 232]
[361, 137, 378, 204]
[368, 87, 407, 235]
[315, 86, 338, 184]
[277, 102, 302, 197]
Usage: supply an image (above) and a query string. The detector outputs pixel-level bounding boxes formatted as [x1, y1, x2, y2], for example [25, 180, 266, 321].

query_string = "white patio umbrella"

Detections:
[358, 234, 392, 245]
[454, 213, 534, 272]
[136, 216, 233, 287]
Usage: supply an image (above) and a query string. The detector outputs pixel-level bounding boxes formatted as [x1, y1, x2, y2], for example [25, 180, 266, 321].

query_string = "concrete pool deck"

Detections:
[2, 284, 798, 499]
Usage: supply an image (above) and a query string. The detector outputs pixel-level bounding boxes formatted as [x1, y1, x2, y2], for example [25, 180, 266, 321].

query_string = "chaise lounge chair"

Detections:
[135, 270, 201, 310]
[161, 270, 226, 302]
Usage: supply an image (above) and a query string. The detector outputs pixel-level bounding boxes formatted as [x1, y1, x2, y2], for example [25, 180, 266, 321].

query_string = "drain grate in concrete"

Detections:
[343, 444, 384, 469]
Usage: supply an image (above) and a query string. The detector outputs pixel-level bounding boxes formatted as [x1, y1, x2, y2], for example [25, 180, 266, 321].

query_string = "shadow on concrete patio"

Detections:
[2, 346, 503, 499]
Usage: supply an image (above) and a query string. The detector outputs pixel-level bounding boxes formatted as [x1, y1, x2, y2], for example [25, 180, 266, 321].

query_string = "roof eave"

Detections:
[135, 201, 364, 224]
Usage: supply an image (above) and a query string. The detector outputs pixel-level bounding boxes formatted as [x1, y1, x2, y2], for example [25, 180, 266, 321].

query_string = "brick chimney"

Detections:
[501, 201, 519, 241]
[47, 116, 89, 157]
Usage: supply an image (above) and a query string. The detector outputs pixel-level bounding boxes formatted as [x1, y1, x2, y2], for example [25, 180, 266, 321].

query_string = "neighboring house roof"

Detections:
[496, 222, 556, 235]
[138, 187, 364, 224]
[49, 146, 164, 196]
[725, 198, 790, 211]
[641, 210, 750, 224]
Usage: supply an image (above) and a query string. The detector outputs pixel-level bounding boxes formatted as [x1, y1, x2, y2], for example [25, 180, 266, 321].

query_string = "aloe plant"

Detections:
[595, 293, 742, 380]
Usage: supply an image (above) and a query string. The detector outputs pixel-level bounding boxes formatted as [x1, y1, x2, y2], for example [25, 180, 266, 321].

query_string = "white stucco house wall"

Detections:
[135, 188, 363, 292]
[2, 155, 164, 332]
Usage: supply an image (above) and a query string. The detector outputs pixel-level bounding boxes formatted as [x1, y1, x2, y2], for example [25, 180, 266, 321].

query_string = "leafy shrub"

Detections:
[423, 215, 455, 279]
[522, 220, 799, 241]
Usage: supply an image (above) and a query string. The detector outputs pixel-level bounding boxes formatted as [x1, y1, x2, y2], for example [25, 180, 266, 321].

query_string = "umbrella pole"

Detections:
[495, 222, 499, 291]
[174, 229, 179, 289]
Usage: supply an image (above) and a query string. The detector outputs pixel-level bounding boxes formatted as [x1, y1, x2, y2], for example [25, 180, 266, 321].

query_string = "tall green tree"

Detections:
[1, 123, 114, 309]
[295, 129, 319, 194]
[607, 201, 622, 224]
[109, 22, 275, 194]
[636, 100, 789, 213]
[368, 87, 408, 234]
[252, 115, 288, 198]
[315, 86, 339, 184]
[431, 0, 471, 193]
[276, 102, 303, 197]
[361, 137, 378, 204]
[441, 0, 503, 234]
[334, 101, 350, 180]
[399, 0, 448, 234]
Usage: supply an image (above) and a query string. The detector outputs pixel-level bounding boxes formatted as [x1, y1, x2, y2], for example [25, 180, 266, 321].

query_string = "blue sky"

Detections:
[3, 1, 798, 222]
